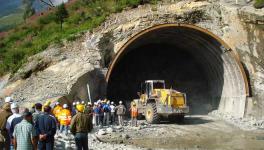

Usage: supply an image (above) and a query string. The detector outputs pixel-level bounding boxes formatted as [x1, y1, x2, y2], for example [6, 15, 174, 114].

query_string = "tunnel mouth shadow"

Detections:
[181, 116, 213, 125]
[156, 116, 213, 125]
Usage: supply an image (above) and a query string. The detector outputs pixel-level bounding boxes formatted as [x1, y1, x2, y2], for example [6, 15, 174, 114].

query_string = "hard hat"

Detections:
[88, 102, 92, 105]
[132, 102, 136, 106]
[76, 104, 85, 112]
[119, 101, 122, 104]
[111, 101, 114, 105]
[44, 100, 51, 106]
[76, 101, 80, 105]
[5, 97, 13, 103]
[107, 101, 110, 104]
[81, 101, 85, 104]
[73, 102, 76, 106]
[11, 103, 18, 109]
[55, 102, 59, 105]
[63, 104, 68, 108]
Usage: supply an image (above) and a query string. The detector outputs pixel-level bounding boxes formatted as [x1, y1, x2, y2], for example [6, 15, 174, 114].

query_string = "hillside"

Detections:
[0, 0, 158, 76]
[0, 0, 69, 31]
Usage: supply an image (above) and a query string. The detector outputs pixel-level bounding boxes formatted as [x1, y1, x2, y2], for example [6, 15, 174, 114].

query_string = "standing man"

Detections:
[35, 106, 57, 150]
[52, 102, 62, 120]
[93, 103, 100, 126]
[86, 102, 93, 115]
[71, 102, 77, 116]
[32, 103, 43, 124]
[130, 102, 138, 127]
[0, 103, 12, 149]
[13, 111, 37, 150]
[58, 104, 71, 136]
[110, 102, 116, 125]
[6, 103, 21, 150]
[10, 108, 30, 149]
[98, 102, 104, 127]
[6, 103, 21, 133]
[103, 100, 111, 126]
[116, 101, 126, 126]
[70, 104, 93, 150]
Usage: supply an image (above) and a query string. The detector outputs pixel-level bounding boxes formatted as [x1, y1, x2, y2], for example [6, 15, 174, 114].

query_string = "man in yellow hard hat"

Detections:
[42, 99, 51, 112]
[70, 104, 92, 150]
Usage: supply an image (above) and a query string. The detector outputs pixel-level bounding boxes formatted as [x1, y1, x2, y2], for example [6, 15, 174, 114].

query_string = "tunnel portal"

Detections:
[106, 24, 248, 117]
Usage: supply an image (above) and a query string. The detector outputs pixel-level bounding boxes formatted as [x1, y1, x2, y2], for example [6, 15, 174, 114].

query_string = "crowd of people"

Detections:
[0, 97, 139, 150]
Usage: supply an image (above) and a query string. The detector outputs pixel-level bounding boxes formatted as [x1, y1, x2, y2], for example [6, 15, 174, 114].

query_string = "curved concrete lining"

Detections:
[106, 24, 249, 117]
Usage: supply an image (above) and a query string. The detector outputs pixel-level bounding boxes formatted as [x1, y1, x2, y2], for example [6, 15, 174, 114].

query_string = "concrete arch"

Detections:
[106, 24, 249, 117]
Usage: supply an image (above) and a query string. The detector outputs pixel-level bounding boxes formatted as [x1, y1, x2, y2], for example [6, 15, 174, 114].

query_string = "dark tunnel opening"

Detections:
[107, 44, 219, 115]
[106, 25, 247, 116]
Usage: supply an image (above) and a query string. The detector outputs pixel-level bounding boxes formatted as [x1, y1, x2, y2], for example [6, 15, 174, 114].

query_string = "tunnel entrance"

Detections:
[106, 24, 249, 117]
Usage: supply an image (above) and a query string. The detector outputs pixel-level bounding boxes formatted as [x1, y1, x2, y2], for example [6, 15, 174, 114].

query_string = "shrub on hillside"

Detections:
[254, 0, 264, 8]
[38, 13, 56, 25]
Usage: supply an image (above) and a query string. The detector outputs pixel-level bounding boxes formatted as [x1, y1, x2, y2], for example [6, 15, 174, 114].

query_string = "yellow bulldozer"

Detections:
[132, 80, 189, 124]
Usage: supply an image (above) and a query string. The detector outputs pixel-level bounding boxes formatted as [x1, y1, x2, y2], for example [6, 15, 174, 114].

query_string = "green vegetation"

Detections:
[0, 0, 159, 76]
[254, 0, 264, 8]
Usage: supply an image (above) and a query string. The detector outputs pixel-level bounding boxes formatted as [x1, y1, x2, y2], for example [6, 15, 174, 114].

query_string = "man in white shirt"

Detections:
[110, 102, 116, 125]
[6, 102, 21, 150]
[6, 103, 21, 131]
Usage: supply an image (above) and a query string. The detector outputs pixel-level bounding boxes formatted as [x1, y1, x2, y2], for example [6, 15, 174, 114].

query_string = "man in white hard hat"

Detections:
[116, 101, 126, 126]
[6, 102, 21, 149]
[110, 102, 116, 125]
[71, 102, 77, 116]
[5, 97, 13, 104]
[6, 103, 21, 131]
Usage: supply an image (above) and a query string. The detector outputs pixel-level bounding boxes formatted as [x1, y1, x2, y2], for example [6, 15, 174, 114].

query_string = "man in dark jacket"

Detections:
[35, 106, 57, 150]
[70, 104, 92, 150]
[0, 103, 12, 149]
[32, 103, 43, 124]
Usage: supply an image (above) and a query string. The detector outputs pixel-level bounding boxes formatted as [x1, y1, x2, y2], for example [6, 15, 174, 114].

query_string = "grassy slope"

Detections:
[0, 0, 158, 76]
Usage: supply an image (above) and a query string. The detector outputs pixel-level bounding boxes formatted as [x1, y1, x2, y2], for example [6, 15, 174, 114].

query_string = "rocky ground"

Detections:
[55, 115, 264, 150]
[210, 110, 264, 130]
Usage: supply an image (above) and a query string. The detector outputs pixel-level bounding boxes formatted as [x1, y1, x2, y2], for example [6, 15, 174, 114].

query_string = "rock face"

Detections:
[0, 0, 263, 120]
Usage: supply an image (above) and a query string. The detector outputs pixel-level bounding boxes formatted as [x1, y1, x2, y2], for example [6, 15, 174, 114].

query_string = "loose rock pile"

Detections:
[54, 126, 146, 150]
[210, 110, 264, 130]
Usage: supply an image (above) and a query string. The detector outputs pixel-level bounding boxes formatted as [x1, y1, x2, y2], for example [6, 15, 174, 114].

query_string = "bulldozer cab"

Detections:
[141, 80, 165, 98]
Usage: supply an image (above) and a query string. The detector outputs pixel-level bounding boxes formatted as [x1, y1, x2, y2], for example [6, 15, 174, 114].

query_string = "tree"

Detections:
[22, 0, 35, 20]
[55, 3, 69, 30]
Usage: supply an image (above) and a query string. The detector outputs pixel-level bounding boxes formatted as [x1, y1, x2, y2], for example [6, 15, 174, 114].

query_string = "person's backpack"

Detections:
[103, 105, 110, 113]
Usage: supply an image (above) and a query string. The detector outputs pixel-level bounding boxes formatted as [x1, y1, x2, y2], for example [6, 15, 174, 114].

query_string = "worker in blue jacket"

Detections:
[35, 106, 57, 150]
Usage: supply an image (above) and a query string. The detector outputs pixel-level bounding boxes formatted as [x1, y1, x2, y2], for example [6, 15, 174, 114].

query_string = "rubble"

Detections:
[209, 110, 264, 130]
[75, 115, 264, 150]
